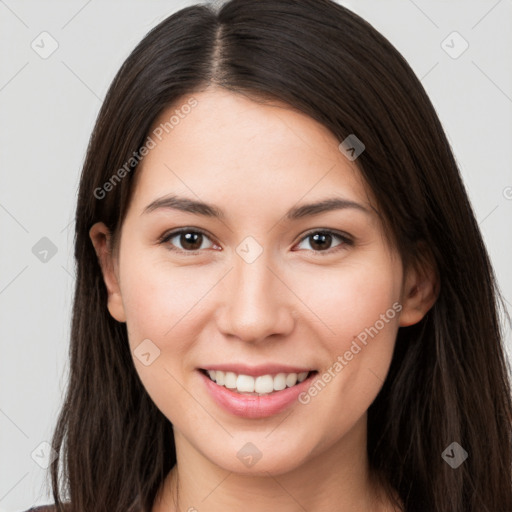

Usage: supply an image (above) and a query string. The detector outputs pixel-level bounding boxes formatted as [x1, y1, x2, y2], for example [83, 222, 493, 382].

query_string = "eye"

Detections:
[159, 228, 352, 255]
[159, 228, 218, 254]
[294, 230, 353, 254]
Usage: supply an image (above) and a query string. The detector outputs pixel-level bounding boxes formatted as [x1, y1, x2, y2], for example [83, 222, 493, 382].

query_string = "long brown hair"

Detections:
[48, 1, 512, 511]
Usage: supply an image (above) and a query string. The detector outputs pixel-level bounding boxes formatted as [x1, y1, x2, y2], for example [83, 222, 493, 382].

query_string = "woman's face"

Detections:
[91, 87, 429, 476]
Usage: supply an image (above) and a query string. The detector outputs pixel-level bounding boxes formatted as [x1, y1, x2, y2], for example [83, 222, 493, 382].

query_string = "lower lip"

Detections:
[198, 370, 317, 419]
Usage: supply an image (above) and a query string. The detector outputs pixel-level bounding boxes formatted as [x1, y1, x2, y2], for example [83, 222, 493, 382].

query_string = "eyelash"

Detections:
[158, 227, 354, 256]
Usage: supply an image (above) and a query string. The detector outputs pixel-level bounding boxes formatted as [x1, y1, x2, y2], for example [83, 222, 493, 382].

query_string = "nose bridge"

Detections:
[217, 241, 295, 342]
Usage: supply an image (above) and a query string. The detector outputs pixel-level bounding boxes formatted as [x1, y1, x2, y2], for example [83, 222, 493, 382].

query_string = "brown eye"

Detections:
[295, 230, 352, 254]
[161, 229, 216, 253]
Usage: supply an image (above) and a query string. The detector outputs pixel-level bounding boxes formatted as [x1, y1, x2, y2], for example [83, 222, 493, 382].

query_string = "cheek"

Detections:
[119, 256, 214, 349]
[119, 244, 402, 360]
[296, 255, 402, 342]
[293, 257, 401, 412]
[118, 256, 213, 423]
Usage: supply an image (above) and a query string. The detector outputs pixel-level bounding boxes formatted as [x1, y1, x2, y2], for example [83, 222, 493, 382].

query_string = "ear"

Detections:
[399, 249, 439, 327]
[89, 222, 126, 323]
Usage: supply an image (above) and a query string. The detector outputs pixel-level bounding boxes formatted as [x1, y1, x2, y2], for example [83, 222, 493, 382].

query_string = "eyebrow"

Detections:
[141, 194, 370, 220]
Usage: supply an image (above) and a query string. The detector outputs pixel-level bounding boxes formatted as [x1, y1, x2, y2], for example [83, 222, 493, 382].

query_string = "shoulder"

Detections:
[23, 506, 58, 512]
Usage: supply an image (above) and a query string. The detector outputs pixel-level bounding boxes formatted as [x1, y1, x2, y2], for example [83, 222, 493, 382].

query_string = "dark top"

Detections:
[24, 507, 56, 512]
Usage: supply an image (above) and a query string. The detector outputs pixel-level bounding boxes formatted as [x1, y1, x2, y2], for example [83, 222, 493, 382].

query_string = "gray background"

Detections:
[1, 0, 511, 510]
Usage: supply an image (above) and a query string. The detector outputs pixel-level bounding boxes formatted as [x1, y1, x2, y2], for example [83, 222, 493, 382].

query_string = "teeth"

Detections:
[205, 369, 311, 395]
[224, 371, 237, 389]
[286, 373, 297, 387]
[237, 374, 255, 392]
[297, 371, 308, 383]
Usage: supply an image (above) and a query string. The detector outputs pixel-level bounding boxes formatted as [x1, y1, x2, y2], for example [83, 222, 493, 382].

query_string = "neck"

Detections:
[153, 414, 399, 512]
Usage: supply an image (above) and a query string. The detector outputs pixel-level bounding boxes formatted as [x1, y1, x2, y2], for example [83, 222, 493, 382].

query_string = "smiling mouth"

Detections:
[199, 369, 318, 396]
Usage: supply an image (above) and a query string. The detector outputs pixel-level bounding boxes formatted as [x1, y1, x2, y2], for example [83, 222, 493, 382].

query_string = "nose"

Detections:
[215, 249, 296, 344]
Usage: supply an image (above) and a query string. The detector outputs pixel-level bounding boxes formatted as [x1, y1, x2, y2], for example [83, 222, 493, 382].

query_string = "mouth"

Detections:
[197, 367, 319, 419]
[199, 368, 317, 396]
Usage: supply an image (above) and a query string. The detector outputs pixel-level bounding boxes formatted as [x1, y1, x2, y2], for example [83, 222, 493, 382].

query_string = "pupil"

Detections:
[310, 233, 331, 251]
[181, 232, 201, 250]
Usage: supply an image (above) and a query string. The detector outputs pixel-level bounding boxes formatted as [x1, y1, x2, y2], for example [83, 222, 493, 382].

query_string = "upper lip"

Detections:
[200, 363, 314, 377]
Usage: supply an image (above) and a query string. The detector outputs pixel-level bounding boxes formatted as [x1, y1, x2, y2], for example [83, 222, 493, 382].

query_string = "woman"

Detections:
[27, 0, 512, 511]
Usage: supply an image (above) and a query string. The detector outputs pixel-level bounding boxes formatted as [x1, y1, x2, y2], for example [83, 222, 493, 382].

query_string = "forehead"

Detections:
[130, 87, 372, 216]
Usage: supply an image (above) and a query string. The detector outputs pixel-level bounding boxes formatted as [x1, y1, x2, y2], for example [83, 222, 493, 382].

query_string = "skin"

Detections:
[90, 87, 437, 512]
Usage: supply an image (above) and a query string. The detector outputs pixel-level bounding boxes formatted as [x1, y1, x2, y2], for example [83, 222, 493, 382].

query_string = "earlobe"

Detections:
[399, 257, 439, 327]
[89, 222, 127, 323]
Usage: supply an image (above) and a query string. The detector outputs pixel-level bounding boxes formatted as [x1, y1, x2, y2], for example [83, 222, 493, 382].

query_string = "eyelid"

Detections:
[297, 227, 353, 242]
[158, 227, 218, 253]
[293, 228, 353, 254]
[158, 227, 353, 254]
